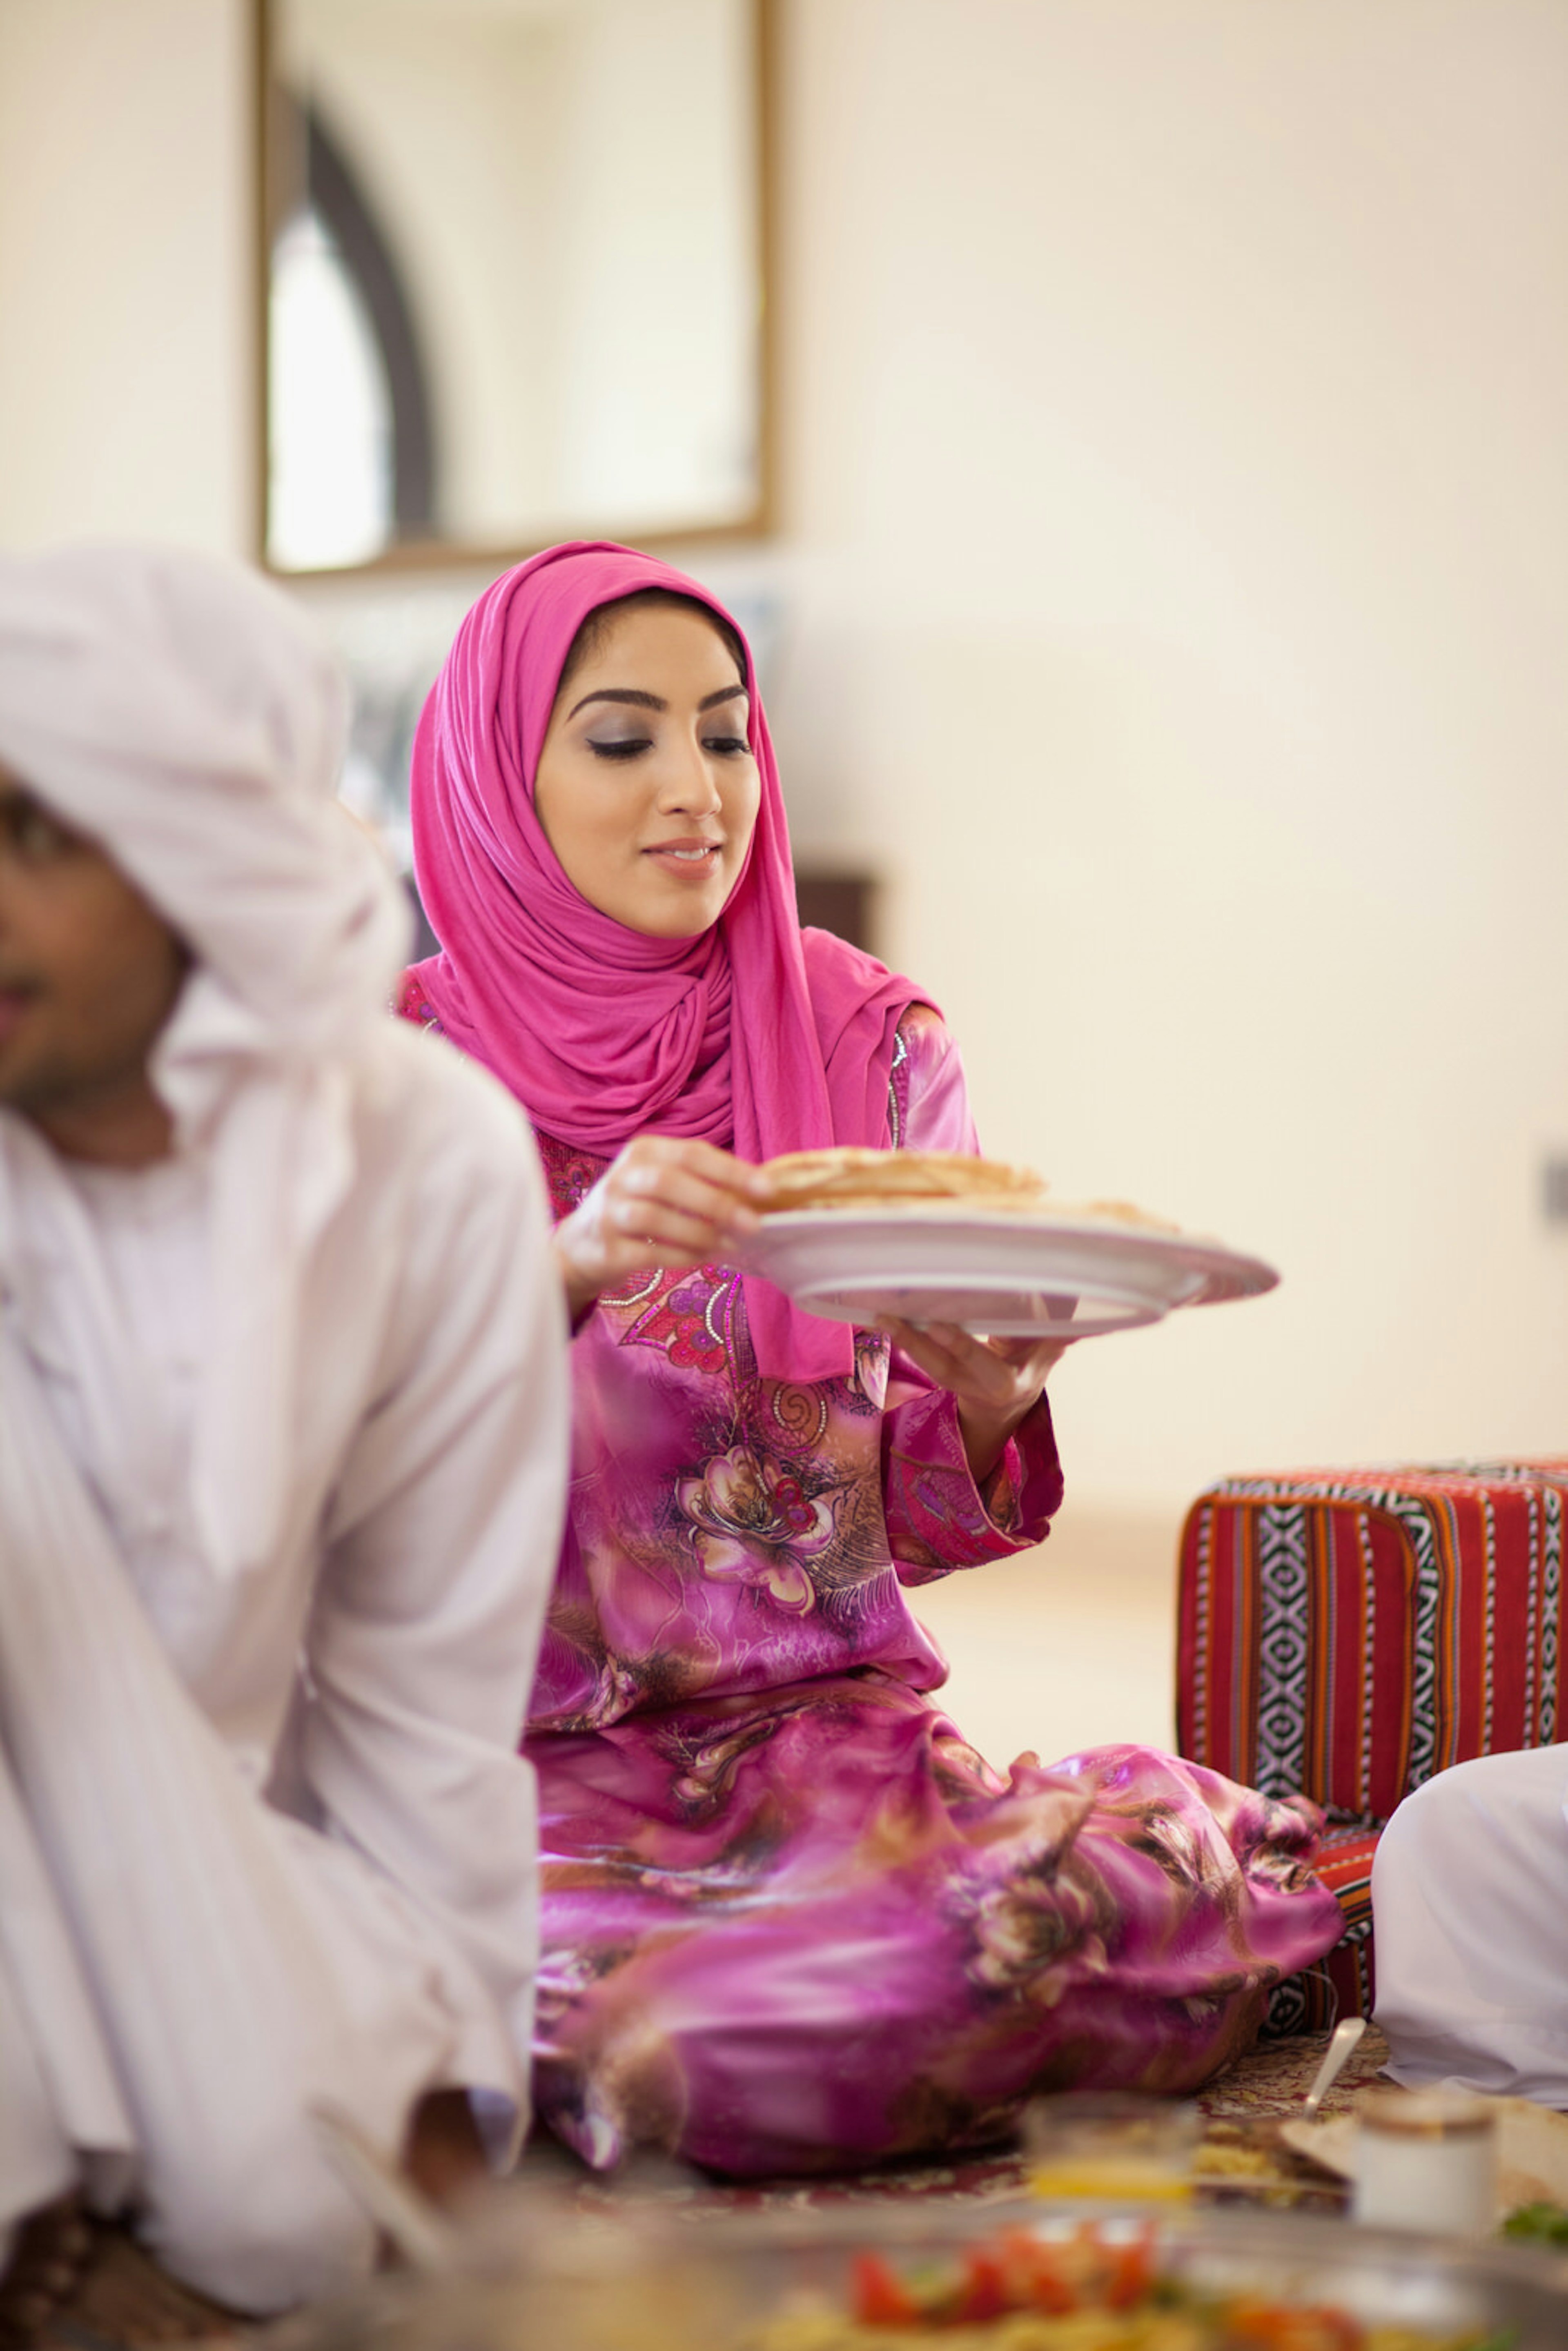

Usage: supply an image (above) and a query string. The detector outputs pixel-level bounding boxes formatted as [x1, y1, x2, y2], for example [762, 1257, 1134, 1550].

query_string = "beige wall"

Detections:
[3, 0, 1566, 1510]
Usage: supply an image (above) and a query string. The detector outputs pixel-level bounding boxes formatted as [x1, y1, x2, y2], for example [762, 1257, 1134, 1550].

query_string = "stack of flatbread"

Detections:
[754, 1148, 1180, 1233]
[755, 1148, 1047, 1216]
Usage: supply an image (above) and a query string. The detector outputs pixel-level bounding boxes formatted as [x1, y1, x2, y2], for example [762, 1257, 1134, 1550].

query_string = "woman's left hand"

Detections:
[880, 1318, 1068, 1488]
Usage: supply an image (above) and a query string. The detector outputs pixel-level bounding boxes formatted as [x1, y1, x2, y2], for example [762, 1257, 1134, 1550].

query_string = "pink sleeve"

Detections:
[880, 1010, 1064, 1585]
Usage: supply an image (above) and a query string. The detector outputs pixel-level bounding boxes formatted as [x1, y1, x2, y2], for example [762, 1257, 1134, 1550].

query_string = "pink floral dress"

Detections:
[398, 981, 1342, 2176]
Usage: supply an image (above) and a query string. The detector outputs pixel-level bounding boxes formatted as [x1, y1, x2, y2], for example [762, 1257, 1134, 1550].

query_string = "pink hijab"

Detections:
[408, 542, 922, 1384]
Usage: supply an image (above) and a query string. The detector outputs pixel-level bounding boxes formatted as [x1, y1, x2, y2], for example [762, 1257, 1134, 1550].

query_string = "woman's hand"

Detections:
[555, 1136, 772, 1324]
[880, 1318, 1068, 1488]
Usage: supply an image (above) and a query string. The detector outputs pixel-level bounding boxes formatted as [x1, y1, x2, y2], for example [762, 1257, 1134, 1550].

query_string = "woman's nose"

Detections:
[657, 735, 723, 815]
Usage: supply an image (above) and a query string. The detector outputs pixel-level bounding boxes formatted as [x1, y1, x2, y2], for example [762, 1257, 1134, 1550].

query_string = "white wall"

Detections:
[3, 0, 1566, 1514]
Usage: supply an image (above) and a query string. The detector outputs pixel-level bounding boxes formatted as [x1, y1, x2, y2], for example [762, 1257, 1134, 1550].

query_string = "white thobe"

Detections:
[0, 1022, 567, 2311]
[1374, 1743, 1568, 2107]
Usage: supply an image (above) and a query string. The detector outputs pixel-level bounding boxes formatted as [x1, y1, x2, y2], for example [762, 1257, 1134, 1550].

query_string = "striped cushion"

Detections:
[1265, 1825, 1377, 2032]
[1178, 1460, 1568, 2024]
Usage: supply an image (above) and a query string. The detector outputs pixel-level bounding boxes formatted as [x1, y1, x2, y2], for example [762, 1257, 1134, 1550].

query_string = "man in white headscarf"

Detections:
[0, 545, 567, 2319]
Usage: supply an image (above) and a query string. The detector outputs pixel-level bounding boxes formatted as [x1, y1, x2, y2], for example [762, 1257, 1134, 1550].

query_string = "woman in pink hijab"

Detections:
[401, 543, 1342, 2176]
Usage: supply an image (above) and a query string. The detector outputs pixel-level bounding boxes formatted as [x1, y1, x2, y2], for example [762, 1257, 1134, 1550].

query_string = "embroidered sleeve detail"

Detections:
[533, 1130, 607, 1226]
[887, 1024, 911, 1148]
[394, 971, 442, 1031]
[881, 1386, 1063, 1585]
[893, 1004, 977, 1156]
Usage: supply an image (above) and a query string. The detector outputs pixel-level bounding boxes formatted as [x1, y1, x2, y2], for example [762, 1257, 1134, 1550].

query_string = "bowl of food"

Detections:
[276, 2190, 1568, 2351]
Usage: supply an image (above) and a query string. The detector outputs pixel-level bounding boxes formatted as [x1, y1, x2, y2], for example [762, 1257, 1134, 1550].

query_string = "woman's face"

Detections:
[534, 600, 761, 939]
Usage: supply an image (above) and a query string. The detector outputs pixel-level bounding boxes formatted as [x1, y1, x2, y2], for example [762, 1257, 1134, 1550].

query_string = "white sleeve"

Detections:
[298, 1077, 569, 2078]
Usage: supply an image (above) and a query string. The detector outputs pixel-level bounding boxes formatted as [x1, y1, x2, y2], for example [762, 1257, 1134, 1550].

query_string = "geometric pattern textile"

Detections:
[1177, 1459, 1568, 2021]
[1259, 1825, 1378, 2034]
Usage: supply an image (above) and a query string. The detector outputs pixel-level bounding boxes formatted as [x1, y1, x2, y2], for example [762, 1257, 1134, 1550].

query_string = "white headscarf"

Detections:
[0, 543, 410, 1580]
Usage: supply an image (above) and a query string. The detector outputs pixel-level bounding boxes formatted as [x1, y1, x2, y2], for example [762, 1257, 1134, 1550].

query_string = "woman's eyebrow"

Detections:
[568, 683, 750, 720]
[568, 687, 664, 719]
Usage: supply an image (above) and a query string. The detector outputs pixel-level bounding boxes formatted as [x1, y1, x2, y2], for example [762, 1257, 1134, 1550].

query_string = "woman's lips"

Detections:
[642, 840, 723, 878]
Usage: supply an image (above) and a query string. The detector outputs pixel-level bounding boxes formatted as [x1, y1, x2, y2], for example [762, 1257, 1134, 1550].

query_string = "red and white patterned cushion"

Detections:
[1176, 1460, 1568, 2024]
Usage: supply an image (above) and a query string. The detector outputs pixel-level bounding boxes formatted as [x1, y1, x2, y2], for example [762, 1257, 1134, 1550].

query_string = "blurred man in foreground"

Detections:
[0, 546, 566, 2324]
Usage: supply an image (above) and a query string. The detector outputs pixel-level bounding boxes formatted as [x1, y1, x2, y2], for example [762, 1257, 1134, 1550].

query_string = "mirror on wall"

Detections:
[259, 0, 771, 576]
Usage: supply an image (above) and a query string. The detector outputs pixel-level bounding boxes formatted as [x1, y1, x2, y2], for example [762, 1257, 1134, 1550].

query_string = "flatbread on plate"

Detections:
[755, 1147, 1047, 1216]
[755, 1149, 1184, 1236]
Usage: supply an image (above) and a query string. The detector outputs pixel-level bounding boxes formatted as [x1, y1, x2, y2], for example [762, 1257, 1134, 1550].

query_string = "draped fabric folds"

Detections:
[0, 544, 410, 1581]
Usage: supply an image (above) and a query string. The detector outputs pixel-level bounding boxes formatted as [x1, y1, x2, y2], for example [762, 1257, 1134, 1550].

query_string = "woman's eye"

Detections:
[704, 735, 751, 757]
[586, 737, 651, 762]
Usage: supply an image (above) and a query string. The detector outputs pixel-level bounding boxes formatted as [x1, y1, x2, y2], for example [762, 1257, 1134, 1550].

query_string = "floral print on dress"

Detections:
[678, 1443, 844, 1614]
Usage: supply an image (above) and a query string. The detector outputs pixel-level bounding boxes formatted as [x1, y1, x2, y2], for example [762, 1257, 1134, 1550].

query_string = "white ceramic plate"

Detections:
[738, 1210, 1279, 1339]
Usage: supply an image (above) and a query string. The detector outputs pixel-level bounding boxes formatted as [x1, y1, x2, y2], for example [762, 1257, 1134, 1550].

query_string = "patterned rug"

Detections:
[1197, 2024, 1388, 2125]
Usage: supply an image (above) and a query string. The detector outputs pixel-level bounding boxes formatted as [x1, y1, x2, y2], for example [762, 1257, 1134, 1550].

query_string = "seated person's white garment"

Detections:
[0, 545, 568, 2313]
[1373, 1743, 1568, 2108]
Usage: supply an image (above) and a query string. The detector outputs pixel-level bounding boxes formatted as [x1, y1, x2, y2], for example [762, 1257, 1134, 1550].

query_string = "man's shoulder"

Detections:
[359, 1017, 538, 1195]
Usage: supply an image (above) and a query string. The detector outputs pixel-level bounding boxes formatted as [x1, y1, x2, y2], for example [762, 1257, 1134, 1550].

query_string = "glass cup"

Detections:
[1023, 2092, 1199, 2203]
[1352, 2088, 1497, 2236]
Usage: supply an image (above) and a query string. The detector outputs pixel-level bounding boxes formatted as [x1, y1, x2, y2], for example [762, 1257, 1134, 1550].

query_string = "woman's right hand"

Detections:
[553, 1136, 773, 1323]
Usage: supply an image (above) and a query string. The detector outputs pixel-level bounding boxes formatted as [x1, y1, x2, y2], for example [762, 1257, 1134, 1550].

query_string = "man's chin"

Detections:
[0, 989, 40, 1056]
[0, 1054, 176, 1166]
[0, 1044, 94, 1126]
[0, 1042, 50, 1118]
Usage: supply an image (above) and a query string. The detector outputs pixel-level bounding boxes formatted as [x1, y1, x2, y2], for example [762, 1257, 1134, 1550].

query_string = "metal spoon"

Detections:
[1300, 2016, 1367, 2122]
